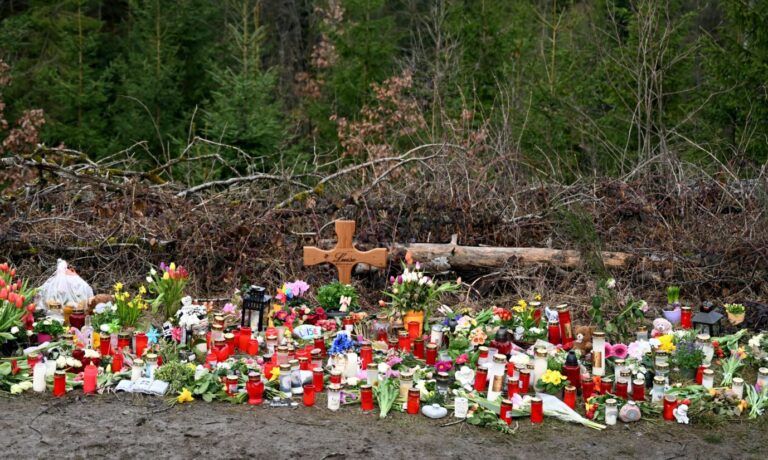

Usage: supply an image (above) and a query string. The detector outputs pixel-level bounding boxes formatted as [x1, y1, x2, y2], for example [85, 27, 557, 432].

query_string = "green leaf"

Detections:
[202, 393, 214, 402]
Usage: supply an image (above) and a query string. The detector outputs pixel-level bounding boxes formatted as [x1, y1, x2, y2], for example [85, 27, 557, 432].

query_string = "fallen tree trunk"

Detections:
[390, 235, 636, 270]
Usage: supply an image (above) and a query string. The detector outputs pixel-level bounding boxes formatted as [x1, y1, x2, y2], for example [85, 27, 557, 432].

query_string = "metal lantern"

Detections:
[242, 285, 271, 332]
[692, 303, 723, 337]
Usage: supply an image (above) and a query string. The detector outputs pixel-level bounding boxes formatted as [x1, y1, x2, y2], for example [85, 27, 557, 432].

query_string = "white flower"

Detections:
[10, 326, 19, 334]
[19, 381, 33, 390]
[649, 338, 661, 348]
[43, 319, 52, 326]
[65, 357, 77, 367]
[100, 324, 110, 333]
[26, 330, 33, 337]
[509, 353, 530, 366]
[56, 356, 66, 368]
[84, 349, 100, 358]
[150, 268, 157, 276]
[606, 278, 616, 289]
[346, 377, 359, 386]
[377, 362, 390, 374]
[10, 384, 22, 395]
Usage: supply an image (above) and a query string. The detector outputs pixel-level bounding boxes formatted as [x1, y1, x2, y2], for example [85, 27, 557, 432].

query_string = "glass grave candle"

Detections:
[680, 306, 692, 330]
[412, 337, 425, 359]
[398, 330, 411, 352]
[500, 399, 513, 424]
[758, 368, 768, 390]
[615, 377, 629, 400]
[696, 334, 714, 365]
[613, 358, 626, 383]
[533, 347, 548, 387]
[548, 319, 561, 345]
[582, 378, 595, 400]
[290, 360, 304, 395]
[330, 369, 342, 385]
[387, 337, 399, 350]
[224, 333, 236, 357]
[33, 362, 47, 392]
[99, 334, 112, 357]
[592, 331, 606, 376]
[399, 371, 414, 399]
[490, 327, 512, 357]
[279, 363, 292, 393]
[247, 372, 264, 405]
[654, 350, 669, 368]
[631, 379, 646, 401]
[507, 377, 519, 398]
[600, 377, 613, 395]
[131, 359, 144, 381]
[363, 362, 377, 386]
[134, 332, 148, 358]
[145, 354, 158, 380]
[696, 363, 709, 385]
[53, 370, 66, 397]
[360, 384, 374, 411]
[303, 383, 316, 407]
[636, 325, 648, 341]
[652, 376, 666, 403]
[530, 397, 543, 424]
[663, 394, 678, 421]
[430, 324, 444, 345]
[360, 342, 373, 368]
[311, 349, 323, 369]
[557, 305, 574, 348]
[211, 324, 224, 344]
[299, 356, 311, 371]
[487, 354, 507, 401]
[117, 332, 131, 353]
[327, 384, 341, 411]
[605, 398, 618, 425]
[732, 377, 745, 399]
[69, 305, 86, 331]
[474, 366, 488, 393]
[620, 369, 633, 394]
[372, 313, 390, 342]
[112, 351, 124, 373]
[265, 333, 278, 355]
[477, 346, 490, 368]
[225, 375, 239, 396]
[425, 343, 437, 366]
[276, 346, 289, 365]
[436, 372, 451, 397]
[454, 397, 468, 418]
[655, 362, 670, 385]
[313, 367, 325, 392]
[519, 369, 531, 394]
[407, 388, 421, 415]
[563, 385, 577, 410]
[83, 364, 98, 394]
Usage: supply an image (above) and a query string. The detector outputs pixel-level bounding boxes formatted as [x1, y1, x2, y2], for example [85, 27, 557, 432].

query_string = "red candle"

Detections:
[412, 338, 425, 359]
[330, 370, 342, 385]
[26, 353, 40, 369]
[134, 332, 148, 357]
[519, 370, 531, 394]
[83, 364, 98, 394]
[548, 320, 561, 345]
[342, 317, 354, 333]
[557, 305, 574, 348]
[239, 327, 252, 352]
[600, 378, 613, 395]
[631, 379, 645, 401]
[205, 352, 217, 368]
[233, 329, 241, 351]
[313, 367, 324, 392]
[615, 381, 628, 399]
[407, 321, 420, 339]
[500, 399, 513, 424]
[314, 337, 326, 358]
[695, 365, 708, 385]
[247, 373, 264, 405]
[303, 383, 316, 407]
[112, 351, 123, 372]
[425, 344, 437, 365]
[225, 333, 236, 357]
[506, 362, 516, 378]
[248, 339, 259, 356]
[53, 370, 66, 397]
[215, 341, 229, 363]
[226, 375, 239, 396]
[99, 337, 112, 357]
[407, 388, 420, 415]
[388, 337, 399, 350]
[680, 306, 692, 330]
[117, 333, 130, 353]
[663, 394, 678, 421]
[398, 331, 411, 353]
[582, 379, 595, 400]
[474, 367, 488, 392]
[11, 359, 19, 375]
[299, 357, 311, 371]
[507, 378, 519, 397]
[361, 384, 374, 411]
[563, 385, 576, 409]
[360, 342, 373, 368]
[530, 397, 544, 424]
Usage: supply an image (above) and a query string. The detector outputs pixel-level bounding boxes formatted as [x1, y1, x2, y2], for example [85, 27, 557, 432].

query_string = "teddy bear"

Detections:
[571, 325, 597, 353]
[87, 294, 114, 315]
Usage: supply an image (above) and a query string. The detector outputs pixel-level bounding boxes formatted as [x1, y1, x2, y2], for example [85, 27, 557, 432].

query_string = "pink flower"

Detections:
[455, 354, 469, 365]
[605, 343, 629, 359]
[435, 360, 453, 373]
[171, 327, 182, 343]
[222, 303, 236, 314]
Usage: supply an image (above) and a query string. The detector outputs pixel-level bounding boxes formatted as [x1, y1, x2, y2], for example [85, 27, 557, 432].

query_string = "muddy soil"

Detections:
[1, 394, 766, 459]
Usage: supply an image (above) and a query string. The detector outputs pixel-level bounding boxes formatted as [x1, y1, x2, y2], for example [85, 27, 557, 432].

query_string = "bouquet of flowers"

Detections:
[536, 369, 570, 395]
[276, 280, 310, 308]
[33, 318, 65, 338]
[0, 263, 37, 341]
[510, 299, 546, 344]
[147, 262, 190, 319]
[113, 282, 149, 328]
[317, 281, 358, 312]
[382, 263, 459, 314]
[91, 301, 120, 333]
[271, 307, 297, 329]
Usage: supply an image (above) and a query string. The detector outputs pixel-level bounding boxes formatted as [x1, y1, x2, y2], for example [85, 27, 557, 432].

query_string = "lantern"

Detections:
[692, 304, 723, 337]
[241, 285, 271, 332]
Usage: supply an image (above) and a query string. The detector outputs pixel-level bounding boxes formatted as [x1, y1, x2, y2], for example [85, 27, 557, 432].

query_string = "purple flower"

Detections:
[397, 275, 403, 284]
[390, 276, 396, 284]
[159, 262, 168, 272]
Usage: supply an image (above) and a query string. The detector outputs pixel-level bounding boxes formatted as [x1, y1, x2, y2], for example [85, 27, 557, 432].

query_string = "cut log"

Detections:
[392, 235, 637, 270]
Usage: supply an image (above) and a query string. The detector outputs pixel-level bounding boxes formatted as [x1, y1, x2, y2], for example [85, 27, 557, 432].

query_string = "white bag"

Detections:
[36, 259, 94, 311]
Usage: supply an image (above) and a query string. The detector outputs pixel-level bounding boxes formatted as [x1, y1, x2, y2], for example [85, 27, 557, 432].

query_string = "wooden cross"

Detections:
[303, 220, 387, 284]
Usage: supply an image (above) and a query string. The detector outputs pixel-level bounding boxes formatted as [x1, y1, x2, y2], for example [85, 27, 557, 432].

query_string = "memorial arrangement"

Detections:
[1, 222, 767, 433]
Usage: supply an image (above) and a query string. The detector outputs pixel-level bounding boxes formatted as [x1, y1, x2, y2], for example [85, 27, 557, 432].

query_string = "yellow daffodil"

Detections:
[114, 282, 123, 292]
[170, 262, 176, 271]
[162, 272, 170, 280]
[534, 293, 542, 301]
[513, 299, 528, 313]
[270, 367, 280, 381]
[738, 399, 748, 411]
[657, 334, 676, 353]
[708, 388, 717, 396]
[177, 388, 194, 403]
[138, 285, 147, 295]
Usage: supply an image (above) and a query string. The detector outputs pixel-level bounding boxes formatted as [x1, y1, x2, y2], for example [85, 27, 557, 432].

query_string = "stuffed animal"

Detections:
[652, 318, 673, 337]
[88, 294, 114, 315]
[572, 325, 597, 353]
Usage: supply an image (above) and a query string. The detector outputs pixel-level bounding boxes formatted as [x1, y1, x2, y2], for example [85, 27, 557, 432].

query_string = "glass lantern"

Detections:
[241, 285, 272, 332]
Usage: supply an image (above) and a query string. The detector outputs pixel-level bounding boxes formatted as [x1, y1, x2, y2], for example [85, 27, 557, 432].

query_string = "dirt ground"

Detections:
[1, 394, 766, 459]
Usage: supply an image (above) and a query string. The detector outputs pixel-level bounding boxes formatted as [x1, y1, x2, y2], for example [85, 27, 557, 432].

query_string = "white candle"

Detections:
[33, 362, 47, 392]
[454, 397, 468, 418]
[533, 348, 548, 388]
[592, 331, 606, 376]
[45, 360, 57, 377]
[344, 352, 359, 379]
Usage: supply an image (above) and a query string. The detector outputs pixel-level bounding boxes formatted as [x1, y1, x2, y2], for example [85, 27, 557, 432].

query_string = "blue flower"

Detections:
[329, 332, 358, 356]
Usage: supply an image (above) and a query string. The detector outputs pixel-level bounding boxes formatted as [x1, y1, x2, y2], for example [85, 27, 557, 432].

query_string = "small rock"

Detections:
[422, 404, 448, 419]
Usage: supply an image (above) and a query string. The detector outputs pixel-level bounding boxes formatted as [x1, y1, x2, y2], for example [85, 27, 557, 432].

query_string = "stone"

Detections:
[619, 402, 642, 422]
[422, 403, 448, 419]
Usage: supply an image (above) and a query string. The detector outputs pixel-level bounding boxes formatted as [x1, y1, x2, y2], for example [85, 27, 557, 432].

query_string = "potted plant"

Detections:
[147, 262, 190, 320]
[673, 334, 704, 380]
[0, 263, 37, 354]
[536, 369, 570, 395]
[33, 318, 65, 344]
[382, 263, 459, 335]
[724, 303, 745, 325]
[662, 286, 681, 325]
[316, 281, 359, 317]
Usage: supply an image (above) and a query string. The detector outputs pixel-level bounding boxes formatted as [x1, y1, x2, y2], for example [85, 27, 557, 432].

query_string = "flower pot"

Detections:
[677, 367, 696, 381]
[36, 333, 52, 344]
[403, 311, 425, 336]
[727, 312, 745, 325]
[662, 309, 681, 325]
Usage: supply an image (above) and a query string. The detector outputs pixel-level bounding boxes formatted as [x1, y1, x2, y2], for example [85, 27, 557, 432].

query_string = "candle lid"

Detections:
[637, 325, 647, 331]
[493, 354, 507, 364]
[681, 305, 691, 311]
[267, 333, 278, 339]
[145, 353, 157, 360]
[555, 304, 569, 312]
[732, 377, 744, 384]
[407, 387, 420, 396]
[564, 385, 576, 392]
[478, 346, 489, 354]
[310, 349, 321, 355]
[134, 359, 145, 365]
[277, 345, 288, 352]
[759, 367, 768, 376]
[501, 399, 512, 406]
[653, 376, 665, 383]
[426, 343, 437, 350]
[593, 331, 606, 338]
[398, 330, 409, 337]
[224, 333, 235, 340]
[614, 358, 625, 365]
[226, 374, 237, 380]
[289, 359, 299, 366]
[328, 383, 342, 391]
[361, 341, 373, 348]
[633, 378, 645, 385]
[703, 369, 714, 375]
[360, 384, 372, 390]
[367, 363, 378, 370]
[601, 376, 613, 383]
[535, 347, 547, 357]
[248, 372, 261, 380]
[279, 363, 291, 370]
[605, 398, 617, 405]
[298, 356, 309, 362]
[54, 370, 66, 376]
[400, 370, 414, 380]
[696, 334, 710, 341]
[530, 396, 542, 403]
[330, 369, 342, 376]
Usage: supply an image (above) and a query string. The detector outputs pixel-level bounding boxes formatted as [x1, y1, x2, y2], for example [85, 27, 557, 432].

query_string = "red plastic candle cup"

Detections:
[313, 338, 327, 358]
[680, 306, 692, 330]
[112, 351, 124, 372]
[600, 378, 613, 395]
[117, 334, 130, 353]
[330, 370, 342, 385]
[311, 349, 323, 369]
[407, 321, 420, 339]
[425, 344, 437, 366]
[303, 383, 316, 407]
[99, 337, 112, 357]
[663, 394, 678, 421]
[563, 385, 577, 410]
[412, 338, 425, 359]
[507, 378, 520, 397]
[239, 327, 252, 352]
[582, 379, 595, 400]
[232, 329, 241, 351]
[226, 375, 239, 396]
[548, 321, 561, 345]
[247, 372, 264, 405]
[615, 381, 628, 399]
[631, 379, 646, 402]
[26, 353, 40, 369]
[299, 357, 311, 371]
[225, 333, 236, 357]
[360, 384, 374, 411]
[500, 399, 513, 424]
[506, 362, 516, 378]
[388, 337, 399, 350]
[205, 352, 217, 369]
[407, 388, 420, 415]
[557, 306, 574, 348]
[533, 308, 542, 326]
[519, 370, 531, 394]
[474, 367, 488, 392]
[360, 342, 373, 368]
[398, 331, 411, 353]
[313, 367, 324, 392]
[53, 370, 66, 397]
[530, 397, 544, 424]
[83, 364, 98, 394]
[563, 364, 581, 391]
[134, 332, 148, 357]
[248, 339, 259, 356]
